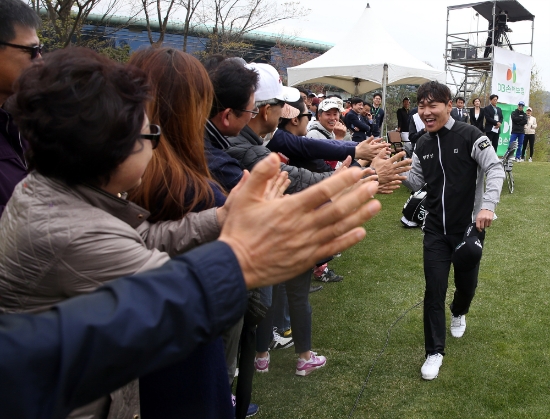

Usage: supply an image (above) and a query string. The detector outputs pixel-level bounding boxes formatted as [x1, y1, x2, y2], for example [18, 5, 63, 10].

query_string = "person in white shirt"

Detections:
[521, 107, 537, 162]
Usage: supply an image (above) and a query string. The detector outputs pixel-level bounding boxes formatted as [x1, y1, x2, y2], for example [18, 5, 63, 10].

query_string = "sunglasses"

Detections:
[299, 113, 312, 121]
[140, 124, 162, 149]
[0, 41, 43, 60]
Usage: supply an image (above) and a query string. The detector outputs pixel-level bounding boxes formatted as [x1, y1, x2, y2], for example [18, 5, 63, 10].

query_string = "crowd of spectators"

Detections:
[0, 1, 411, 418]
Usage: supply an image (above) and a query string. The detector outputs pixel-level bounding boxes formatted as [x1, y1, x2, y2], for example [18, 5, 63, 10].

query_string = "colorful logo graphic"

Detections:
[506, 63, 517, 83]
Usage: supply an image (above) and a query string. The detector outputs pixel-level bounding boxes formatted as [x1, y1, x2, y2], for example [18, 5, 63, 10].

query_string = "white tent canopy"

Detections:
[287, 5, 446, 96]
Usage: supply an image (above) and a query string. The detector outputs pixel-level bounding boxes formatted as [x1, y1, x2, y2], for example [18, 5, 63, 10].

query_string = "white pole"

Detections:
[381, 63, 388, 138]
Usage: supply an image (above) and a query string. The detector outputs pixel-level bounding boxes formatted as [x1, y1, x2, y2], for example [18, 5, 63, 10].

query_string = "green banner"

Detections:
[496, 103, 516, 157]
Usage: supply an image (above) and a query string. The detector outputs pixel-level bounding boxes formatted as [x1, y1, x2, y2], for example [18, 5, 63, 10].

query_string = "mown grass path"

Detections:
[252, 162, 550, 418]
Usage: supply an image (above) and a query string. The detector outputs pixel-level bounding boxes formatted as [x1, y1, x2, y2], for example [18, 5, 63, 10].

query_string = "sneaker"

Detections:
[509, 157, 516, 162]
[517, 158, 524, 162]
[232, 395, 259, 418]
[246, 403, 259, 417]
[275, 327, 292, 338]
[314, 268, 343, 283]
[529, 157, 532, 162]
[309, 284, 323, 293]
[295, 351, 326, 376]
[269, 329, 294, 350]
[254, 352, 270, 373]
[492, 213, 498, 220]
[421, 353, 443, 380]
[450, 314, 466, 338]
[333, 252, 342, 258]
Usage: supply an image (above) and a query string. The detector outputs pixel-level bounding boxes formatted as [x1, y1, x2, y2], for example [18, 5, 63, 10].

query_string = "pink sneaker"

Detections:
[295, 351, 326, 376]
[254, 352, 270, 373]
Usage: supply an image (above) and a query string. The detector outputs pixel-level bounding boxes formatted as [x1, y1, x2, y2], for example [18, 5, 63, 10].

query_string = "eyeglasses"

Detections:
[299, 113, 312, 121]
[237, 106, 259, 118]
[140, 124, 161, 149]
[0, 42, 43, 60]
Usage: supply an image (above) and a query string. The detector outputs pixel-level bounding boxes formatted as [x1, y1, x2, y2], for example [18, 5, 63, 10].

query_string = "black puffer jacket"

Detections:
[510, 109, 528, 134]
[226, 125, 331, 194]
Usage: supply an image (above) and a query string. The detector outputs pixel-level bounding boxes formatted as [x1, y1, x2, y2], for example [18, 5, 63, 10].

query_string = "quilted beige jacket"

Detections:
[0, 171, 221, 419]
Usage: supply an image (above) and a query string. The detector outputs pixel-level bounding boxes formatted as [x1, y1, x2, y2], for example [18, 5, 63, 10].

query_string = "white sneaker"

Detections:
[509, 157, 516, 162]
[421, 353, 443, 380]
[450, 314, 466, 338]
[268, 329, 294, 350]
[493, 213, 498, 220]
[529, 157, 532, 162]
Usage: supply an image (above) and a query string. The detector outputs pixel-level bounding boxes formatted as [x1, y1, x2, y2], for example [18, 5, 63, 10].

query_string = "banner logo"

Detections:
[506, 63, 517, 83]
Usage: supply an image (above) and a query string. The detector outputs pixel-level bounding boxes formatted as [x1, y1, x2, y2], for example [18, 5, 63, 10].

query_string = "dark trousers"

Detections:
[423, 229, 481, 356]
[521, 134, 535, 159]
[256, 269, 312, 353]
[486, 131, 500, 151]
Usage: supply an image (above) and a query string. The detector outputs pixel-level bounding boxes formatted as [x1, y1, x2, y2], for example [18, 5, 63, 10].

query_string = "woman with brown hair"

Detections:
[128, 48, 225, 220]
[127, 48, 247, 418]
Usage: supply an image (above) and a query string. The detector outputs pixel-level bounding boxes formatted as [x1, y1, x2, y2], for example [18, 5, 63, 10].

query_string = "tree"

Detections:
[270, 39, 319, 84]
[29, 0, 131, 62]
[38, 0, 121, 48]
[141, 0, 179, 47]
[180, 0, 202, 52]
[528, 67, 550, 161]
[197, 0, 307, 57]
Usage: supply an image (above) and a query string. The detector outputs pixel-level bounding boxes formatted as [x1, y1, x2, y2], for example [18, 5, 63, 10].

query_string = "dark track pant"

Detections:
[486, 131, 500, 152]
[256, 269, 312, 354]
[521, 134, 535, 159]
[423, 229, 481, 356]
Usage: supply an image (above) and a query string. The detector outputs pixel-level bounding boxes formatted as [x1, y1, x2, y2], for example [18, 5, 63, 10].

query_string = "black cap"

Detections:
[403, 97, 410, 101]
[451, 223, 485, 271]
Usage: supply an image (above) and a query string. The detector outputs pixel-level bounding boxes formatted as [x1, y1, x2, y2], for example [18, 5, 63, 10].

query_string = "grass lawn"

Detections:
[251, 162, 550, 418]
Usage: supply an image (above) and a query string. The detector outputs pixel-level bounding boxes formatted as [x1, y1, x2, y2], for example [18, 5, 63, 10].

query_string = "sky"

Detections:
[260, 0, 550, 91]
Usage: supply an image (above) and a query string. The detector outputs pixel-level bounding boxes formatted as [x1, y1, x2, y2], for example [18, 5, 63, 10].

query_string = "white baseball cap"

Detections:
[319, 97, 344, 112]
[246, 63, 300, 103]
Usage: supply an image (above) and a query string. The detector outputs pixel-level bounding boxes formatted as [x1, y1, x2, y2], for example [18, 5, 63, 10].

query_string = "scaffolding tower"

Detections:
[445, 0, 534, 105]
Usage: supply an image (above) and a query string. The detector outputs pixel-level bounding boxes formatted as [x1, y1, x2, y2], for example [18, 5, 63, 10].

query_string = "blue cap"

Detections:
[518, 101, 525, 106]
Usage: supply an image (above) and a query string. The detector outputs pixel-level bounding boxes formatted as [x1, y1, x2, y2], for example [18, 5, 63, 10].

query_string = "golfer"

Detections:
[403, 81, 504, 380]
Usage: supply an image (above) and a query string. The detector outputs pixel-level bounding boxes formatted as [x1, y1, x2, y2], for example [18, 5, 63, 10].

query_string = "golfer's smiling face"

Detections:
[418, 98, 452, 133]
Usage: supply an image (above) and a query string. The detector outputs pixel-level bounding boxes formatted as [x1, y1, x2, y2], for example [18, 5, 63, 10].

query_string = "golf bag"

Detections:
[401, 184, 427, 228]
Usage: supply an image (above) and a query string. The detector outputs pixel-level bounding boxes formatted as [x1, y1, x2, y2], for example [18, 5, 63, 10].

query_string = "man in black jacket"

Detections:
[510, 101, 528, 161]
[396, 97, 411, 136]
[344, 97, 372, 142]
[450, 97, 470, 124]
[396, 97, 411, 155]
[371, 93, 385, 137]
[483, 94, 504, 152]
[404, 81, 504, 381]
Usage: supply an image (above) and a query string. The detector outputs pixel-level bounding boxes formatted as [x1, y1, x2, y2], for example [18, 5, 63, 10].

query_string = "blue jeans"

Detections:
[256, 269, 312, 353]
[510, 132, 525, 159]
[272, 284, 291, 332]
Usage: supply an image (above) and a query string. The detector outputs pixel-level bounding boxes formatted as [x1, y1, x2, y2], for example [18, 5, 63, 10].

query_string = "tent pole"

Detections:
[381, 64, 388, 138]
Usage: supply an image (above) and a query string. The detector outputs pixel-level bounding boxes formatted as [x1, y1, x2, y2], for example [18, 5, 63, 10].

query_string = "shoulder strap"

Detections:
[308, 127, 331, 139]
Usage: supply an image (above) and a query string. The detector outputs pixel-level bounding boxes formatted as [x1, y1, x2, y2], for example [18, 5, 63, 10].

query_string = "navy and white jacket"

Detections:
[403, 117, 504, 235]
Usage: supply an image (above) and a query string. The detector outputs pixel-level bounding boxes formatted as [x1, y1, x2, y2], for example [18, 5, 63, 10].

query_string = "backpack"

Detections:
[401, 185, 428, 228]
